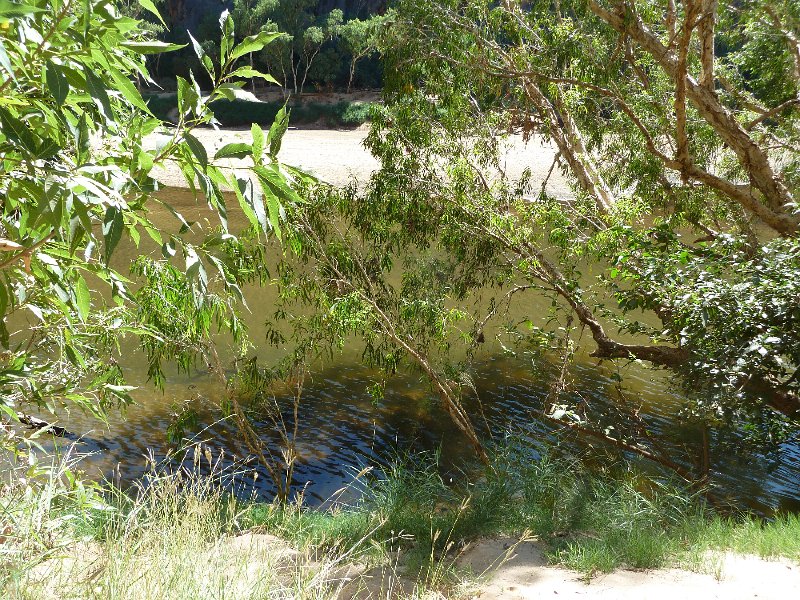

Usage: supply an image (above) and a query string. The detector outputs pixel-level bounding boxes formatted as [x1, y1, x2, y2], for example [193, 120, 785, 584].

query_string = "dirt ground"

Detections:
[146, 127, 572, 197]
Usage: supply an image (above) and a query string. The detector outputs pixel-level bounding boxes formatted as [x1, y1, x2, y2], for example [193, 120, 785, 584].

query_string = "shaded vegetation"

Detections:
[244, 445, 800, 577]
[144, 93, 376, 127]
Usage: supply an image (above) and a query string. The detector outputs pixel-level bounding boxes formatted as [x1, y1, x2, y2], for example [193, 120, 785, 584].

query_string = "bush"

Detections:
[144, 94, 376, 128]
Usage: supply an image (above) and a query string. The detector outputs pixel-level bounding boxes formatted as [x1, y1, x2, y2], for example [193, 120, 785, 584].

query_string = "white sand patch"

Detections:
[456, 536, 800, 600]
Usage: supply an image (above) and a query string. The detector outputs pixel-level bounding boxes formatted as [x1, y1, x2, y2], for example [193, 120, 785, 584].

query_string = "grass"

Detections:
[244, 445, 800, 580]
[0, 448, 411, 599]
[1, 441, 799, 598]
[144, 93, 377, 128]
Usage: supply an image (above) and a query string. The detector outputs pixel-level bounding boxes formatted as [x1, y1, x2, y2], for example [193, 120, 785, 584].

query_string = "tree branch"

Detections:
[589, 0, 798, 235]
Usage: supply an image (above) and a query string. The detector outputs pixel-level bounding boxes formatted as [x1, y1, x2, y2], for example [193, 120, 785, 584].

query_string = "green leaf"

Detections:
[251, 123, 265, 163]
[105, 63, 152, 115]
[229, 31, 283, 62]
[262, 186, 283, 241]
[216, 83, 257, 101]
[102, 206, 123, 264]
[185, 247, 207, 289]
[255, 162, 304, 206]
[227, 66, 280, 85]
[176, 76, 198, 115]
[76, 112, 90, 162]
[0, 40, 15, 83]
[238, 176, 267, 234]
[74, 275, 90, 322]
[45, 62, 69, 106]
[121, 41, 187, 54]
[229, 174, 258, 230]
[267, 105, 290, 158]
[214, 142, 252, 160]
[85, 69, 114, 123]
[136, 0, 165, 26]
[0, 1, 44, 16]
[219, 9, 234, 63]
[184, 133, 208, 168]
[188, 32, 215, 79]
[0, 106, 38, 154]
[81, 0, 91, 37]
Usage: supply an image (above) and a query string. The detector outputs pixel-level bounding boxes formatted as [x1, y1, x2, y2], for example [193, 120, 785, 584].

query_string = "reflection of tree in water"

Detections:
[32, 354, 800, 512]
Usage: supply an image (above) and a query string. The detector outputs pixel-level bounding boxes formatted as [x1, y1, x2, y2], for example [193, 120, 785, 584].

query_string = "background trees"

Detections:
[129, 0, 387, 92]
[339, 13, 387, 92]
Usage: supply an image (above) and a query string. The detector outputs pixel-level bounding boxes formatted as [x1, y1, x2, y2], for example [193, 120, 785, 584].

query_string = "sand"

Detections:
[145, 127, 572, 197]
[27, 531, 799, 598]
[456, 536, 800, 599]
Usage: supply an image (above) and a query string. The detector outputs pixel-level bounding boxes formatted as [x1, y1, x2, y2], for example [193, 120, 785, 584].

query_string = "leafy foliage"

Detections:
[0, 1, 301, 428]
[253, 0, 800, 483]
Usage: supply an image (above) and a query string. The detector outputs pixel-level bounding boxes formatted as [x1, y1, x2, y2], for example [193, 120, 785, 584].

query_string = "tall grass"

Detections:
[0, 448, 397, 599]
[2, 441, 798, 599]
[246, 444, 800, 579]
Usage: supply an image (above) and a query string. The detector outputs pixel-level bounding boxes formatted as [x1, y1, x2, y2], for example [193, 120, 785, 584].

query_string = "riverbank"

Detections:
[3, 449, 799, 598]
[145, 127, 572, 195]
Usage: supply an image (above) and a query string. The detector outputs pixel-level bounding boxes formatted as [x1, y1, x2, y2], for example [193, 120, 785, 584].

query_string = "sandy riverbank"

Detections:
[30, 532, 800, 599]
[458, 536, 800, 599]
[146, 127, 571, 196]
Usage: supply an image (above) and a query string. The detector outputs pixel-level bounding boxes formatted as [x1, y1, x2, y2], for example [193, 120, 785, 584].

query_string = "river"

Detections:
[20, 131, 800, 515]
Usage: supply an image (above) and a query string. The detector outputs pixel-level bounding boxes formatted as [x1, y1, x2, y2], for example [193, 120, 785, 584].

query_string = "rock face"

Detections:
[163, 0, 233, 32]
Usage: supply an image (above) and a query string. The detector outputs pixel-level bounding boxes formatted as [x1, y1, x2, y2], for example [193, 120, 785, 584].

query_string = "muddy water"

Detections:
[32, 189, 800, 515]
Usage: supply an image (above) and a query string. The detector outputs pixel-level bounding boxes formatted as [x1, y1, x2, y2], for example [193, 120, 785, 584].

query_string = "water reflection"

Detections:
[20, 188, 800, 516]
[38, 348, 800, 515]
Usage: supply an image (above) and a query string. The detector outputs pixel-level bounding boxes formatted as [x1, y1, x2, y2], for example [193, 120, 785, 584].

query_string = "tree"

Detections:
[299, 9, 344, 93]
[339, 13, 386, 92]
[0, 0, 304, 496]
[253, 1, 344, 94]
[264, 0, 799, 483]
[232, 0, 274, 90]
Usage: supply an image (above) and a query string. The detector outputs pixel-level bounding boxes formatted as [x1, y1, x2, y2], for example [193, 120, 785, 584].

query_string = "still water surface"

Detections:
[34, 190, 800, 515]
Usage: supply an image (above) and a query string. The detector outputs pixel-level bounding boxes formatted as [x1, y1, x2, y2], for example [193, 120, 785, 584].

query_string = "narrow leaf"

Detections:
[184, 132, 208, 168]
[228, 67, 280, 85]
[102, 206, 123, 264]
[251, 123, 265, 163]
[267, 104, 289, 158]
[214, 142, 252, 160]
[136, 0, 165, 26]
[0, 106, 38, 154]
[229, 31, 283, 62]
[121, 41, 187, 54]
[74, 276, 90, 322]
[0, 1, 44, 16]
[45, 62, 69, 106]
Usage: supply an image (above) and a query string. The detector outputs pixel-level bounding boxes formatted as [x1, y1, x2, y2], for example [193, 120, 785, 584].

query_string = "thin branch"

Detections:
[746, 97, 800, 130]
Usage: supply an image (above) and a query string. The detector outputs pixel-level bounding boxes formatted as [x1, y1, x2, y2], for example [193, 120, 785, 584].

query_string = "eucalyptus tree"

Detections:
[339, 13, 388, 92]
[231, 0, 273, 90]
[266, 0, 799, 480]
[254, 0, 344, 94]
[0, 0, 303, 487]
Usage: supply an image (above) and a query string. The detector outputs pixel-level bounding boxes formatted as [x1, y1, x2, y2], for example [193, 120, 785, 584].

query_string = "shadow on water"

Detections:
[36, 349, 800, 515]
